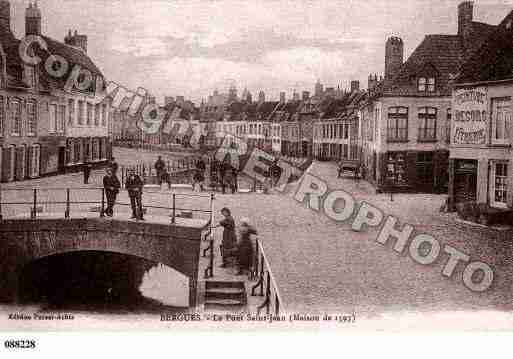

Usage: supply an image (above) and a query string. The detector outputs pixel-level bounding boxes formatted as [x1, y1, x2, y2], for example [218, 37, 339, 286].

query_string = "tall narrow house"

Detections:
[359, 1, 496, 193]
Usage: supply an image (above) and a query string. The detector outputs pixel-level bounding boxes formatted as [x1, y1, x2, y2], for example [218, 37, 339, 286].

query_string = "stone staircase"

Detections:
[204, 281, 247, 311]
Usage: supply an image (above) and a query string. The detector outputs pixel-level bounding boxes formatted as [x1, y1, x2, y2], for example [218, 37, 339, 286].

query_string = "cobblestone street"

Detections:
[3, 150, 513, 329]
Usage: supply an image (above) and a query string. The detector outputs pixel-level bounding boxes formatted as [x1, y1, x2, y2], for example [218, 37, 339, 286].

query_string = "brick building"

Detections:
[0, 1, 110, 182]
[359, 1, 496, 193]
[448, 10, 513, 213]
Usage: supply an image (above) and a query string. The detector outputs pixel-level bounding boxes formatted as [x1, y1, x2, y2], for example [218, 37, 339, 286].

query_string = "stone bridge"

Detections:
[0, 217, 209, 307]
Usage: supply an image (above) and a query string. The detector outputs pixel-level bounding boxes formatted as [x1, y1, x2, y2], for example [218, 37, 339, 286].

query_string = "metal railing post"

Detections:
[208, 237, 214, 277]
[0, 185, 3, 221]
[171, 193, 176, 224]
[259, 254, 265, 296]
[65, 188, 70, 218]
[265, 271, 271, 315]
[100, 188, 105, 217]
[31, 188, 37, 219]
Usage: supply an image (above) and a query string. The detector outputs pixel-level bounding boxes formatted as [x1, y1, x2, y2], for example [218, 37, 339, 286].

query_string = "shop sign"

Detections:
[452, 87, 488, 145]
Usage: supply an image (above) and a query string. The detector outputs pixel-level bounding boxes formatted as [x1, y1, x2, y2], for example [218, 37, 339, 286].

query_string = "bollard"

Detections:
[171, 193, 176, 224]
[100, 188, 105, 218]
[31, 189, 37, 219]
[65, 188, 70, 218]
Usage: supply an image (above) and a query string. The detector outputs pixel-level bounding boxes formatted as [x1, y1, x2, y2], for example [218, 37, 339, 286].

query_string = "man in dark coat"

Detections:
[125, 169, 144, 220]
[154, 156, 166, 185]
[83, 161, 92, 184]
[108, 157, 119, 175]
[103, 168, 121, 217]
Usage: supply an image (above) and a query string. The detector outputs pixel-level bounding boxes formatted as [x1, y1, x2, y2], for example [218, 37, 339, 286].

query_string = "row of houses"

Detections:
[185, 1, 495, 197]
[0, 1, 112, 182]
[111, 0, 513, 216]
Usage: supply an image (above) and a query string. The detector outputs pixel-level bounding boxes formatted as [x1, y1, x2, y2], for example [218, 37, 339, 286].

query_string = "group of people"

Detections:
[209, 159, 239, 194]
[217, 207, 256, 275]
[102, 157, 145, 220]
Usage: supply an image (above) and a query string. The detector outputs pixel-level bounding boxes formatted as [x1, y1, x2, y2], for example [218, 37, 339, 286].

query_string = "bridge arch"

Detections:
[0, 218, 207, 307]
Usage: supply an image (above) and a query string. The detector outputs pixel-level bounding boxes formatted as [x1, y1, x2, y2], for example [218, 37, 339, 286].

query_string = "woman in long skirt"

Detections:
[219, 207, 237, 267]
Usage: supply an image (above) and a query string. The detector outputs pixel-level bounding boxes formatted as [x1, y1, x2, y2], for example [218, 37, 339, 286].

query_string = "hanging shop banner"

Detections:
[452, 87, 488, 145]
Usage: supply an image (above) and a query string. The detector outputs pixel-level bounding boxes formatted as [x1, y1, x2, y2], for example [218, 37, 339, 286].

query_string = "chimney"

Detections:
[280, 92, 286, 104]
[0, 0, 10, 31]
[25, 1, 42, 36]
[302, 91, 310, 101]
[350, 80, 360, 92]
[458, 1, 474, 48]
[368, 74, 378, 90]
[384, 36, 404, 81]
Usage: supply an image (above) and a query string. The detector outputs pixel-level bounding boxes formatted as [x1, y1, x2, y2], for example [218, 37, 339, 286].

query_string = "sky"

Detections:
[8, 0, 513, 103]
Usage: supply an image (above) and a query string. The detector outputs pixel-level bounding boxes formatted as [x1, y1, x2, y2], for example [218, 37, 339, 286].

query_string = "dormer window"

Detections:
[418, 77, 436, 92]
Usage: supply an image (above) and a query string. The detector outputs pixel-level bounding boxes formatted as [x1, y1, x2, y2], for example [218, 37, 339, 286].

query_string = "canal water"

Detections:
[2, 251, 190, 317]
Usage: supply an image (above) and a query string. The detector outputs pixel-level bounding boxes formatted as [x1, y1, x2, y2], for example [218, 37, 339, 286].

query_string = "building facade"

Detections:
[0, 1, 111, 181]
[359, 1, 496, 193]
[448, 10, 513, 212]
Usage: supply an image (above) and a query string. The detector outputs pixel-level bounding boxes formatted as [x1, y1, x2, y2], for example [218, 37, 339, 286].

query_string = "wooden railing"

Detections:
[251, 237, 284, 316]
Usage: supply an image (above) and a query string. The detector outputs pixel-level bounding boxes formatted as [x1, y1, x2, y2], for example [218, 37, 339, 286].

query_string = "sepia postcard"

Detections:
[1, 0, 513, 353]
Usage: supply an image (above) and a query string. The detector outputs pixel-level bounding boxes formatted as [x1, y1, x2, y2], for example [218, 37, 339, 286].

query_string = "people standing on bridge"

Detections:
[125, 169, 144, 221]
[103, 168, 121, 217]
[231, 165, 238, 193]
[82, 161, 93, 184]
[210, 159, 219, 191]
[192, 156, 206, 192]
[154, 156, 166, 186]
[236, 218, 257, 276]
[219, 207, 236, 268]
[108, 157, 119, 175]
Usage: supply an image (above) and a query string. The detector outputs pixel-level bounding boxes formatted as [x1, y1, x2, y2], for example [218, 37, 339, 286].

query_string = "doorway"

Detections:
[454, 159, 478, 204]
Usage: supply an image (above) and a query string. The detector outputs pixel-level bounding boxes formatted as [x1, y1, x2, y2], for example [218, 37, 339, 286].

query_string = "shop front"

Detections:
[448, 84, 513, 219]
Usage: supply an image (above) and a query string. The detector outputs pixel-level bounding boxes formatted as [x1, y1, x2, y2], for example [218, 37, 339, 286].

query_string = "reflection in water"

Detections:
[18, 251, 189, 314]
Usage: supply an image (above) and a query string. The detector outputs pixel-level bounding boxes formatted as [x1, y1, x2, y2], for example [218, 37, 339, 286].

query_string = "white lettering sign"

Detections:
[452, 87, 488, 145]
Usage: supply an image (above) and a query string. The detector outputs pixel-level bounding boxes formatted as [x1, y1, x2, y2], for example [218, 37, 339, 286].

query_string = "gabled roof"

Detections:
[384, 35, 462, 95]
[455, 11, 513, 84]
[384, 21, 496, 96]
[42, 36, 102, 75]
[0, 25, 104, 92]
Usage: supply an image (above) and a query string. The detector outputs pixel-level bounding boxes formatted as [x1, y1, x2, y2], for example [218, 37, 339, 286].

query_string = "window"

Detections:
[30, 144, 40, 178]
[386, 152, 408, 185]
[418, 107, 437, 141]
[68, 99, 75, 125]
[11, 99, 21, 135]
[0, 96, 4, 137]
[92, 139, 99, 160]
[87, 103, 93, 125]
[446, 108, 452, 144]
[418, 77, 435, 92]
[27, 100, 37, 136]
[387, 107, 408, 142]
[9, 145, 15, 181]
[74, 140, 81, 163]
[94, 104, 100, 126]
[77, 100, 84, 125]
[58, 105, 66, 133]
[102, 104, 107, 127]
[343, 124, 349, 139]
[490, 161, 508, 208]
[491, 97, 511, 145]
[49, 104, 57, 133]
